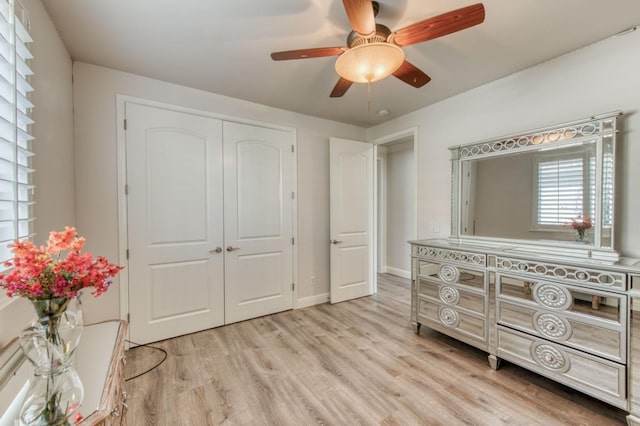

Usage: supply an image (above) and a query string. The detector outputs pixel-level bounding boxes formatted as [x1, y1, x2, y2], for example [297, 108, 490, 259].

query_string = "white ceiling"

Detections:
[41, 0, 640, 127]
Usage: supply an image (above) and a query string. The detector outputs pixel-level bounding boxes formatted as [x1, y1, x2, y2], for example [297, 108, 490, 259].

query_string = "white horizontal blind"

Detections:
[0, 0, 33, 272]
[589, 156, 595, 221]
[536, 156, 585, 226]
[601, 150, 614, 227]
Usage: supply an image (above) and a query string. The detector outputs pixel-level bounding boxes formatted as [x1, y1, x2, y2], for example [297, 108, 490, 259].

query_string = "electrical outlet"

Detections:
[311, 275, 316, 286]
[430, 223, 440, 233]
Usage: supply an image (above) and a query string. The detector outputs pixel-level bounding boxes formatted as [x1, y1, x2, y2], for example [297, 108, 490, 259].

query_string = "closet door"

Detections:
[126, 103, 224, 344]
[223, 122, 295, 323]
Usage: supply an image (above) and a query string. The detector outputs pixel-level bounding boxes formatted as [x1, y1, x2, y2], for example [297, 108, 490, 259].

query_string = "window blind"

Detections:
[536, 156, 585, 226]
[602, 150, 614, 228]
[0, 0, 33, 272]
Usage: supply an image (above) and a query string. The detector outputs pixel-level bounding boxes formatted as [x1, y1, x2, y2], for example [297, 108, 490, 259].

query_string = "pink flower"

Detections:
[568, 216, 592, 231]
[0, 227, 124, 300]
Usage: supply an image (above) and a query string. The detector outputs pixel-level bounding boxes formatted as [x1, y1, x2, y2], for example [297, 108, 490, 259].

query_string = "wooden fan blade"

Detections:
[393, 60, 431, 88]
[330, 77, 353, 97]
[393, 3, 485, 47]
[342, 0, 376, 37]
[271, 47, 346, 61]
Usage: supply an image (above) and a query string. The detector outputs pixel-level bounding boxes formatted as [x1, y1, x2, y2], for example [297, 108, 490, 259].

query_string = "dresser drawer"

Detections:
[418, 277, 486, 316]
[496, 257, 627, 291]
[413, 245, 486, 267]
[497, 300, 625, 362]
[497, 326, 626, 409]
[497, 274, 626, 325]
[417, 298, 486, 345]
[417, 260, 485, 293]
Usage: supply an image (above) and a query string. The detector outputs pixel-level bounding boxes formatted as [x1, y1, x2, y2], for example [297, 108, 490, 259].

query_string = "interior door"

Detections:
[126, 103, 224, 344]
[223, 122, 294, 324]
[330, 137, 374, 303]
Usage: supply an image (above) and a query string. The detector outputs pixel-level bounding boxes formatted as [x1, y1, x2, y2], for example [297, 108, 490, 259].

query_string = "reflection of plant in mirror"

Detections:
[567, 217, 592, 242]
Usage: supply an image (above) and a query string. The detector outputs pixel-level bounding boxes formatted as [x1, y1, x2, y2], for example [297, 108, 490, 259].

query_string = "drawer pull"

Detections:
[439, 286, 460, 305]
[533, 283, 572, 310]
[533, 312, 572, 340]
[438, 264, 460, 283]
[531, 342, 570, 373]
[439, 307, 460, 327]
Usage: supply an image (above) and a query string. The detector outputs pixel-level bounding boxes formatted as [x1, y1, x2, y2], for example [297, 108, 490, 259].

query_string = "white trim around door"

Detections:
[371, 127, 419, 284]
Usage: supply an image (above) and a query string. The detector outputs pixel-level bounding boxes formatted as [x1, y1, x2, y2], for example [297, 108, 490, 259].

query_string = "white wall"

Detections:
[0, 0, 74, 347]
[473, 153, 533, 239]
[385, 142, 414, 275]
[366, 29, 640, 259]
[72, 62, 366, 323]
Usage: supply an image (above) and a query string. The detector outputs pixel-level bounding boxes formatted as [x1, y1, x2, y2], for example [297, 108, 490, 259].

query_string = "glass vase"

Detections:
[18, 297, 85, 425]
[28, 297, 83, 365]
[575, 229, 589, 243]
[20, 327, 84, 426]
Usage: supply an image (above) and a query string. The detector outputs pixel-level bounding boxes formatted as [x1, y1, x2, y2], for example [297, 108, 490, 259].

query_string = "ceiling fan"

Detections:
[271, 0, 485, 97]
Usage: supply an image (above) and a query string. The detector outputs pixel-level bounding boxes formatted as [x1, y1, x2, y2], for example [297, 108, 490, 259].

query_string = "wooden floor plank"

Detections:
[124, 274, 626, 425]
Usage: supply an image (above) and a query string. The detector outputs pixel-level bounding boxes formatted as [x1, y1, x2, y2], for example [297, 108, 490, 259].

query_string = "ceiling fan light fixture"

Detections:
[335, 42, 405, 84]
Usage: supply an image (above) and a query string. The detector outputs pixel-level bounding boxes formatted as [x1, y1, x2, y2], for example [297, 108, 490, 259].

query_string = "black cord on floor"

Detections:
[124, 340, 168, 382]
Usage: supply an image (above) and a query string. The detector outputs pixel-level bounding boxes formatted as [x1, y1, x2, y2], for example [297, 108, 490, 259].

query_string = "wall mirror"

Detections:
[449, 111, 621, 261]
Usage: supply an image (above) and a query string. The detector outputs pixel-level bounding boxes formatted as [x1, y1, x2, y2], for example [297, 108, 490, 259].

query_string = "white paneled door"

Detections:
[330, 138, 374, 303]
[125, 103, 295, 342]
[126, 103, 225, 344]
[223, 122, 295, 323]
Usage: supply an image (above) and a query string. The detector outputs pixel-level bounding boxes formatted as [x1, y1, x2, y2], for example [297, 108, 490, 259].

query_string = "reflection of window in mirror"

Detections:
[532, 144, 614, 233]
[533, 150, 592, 231]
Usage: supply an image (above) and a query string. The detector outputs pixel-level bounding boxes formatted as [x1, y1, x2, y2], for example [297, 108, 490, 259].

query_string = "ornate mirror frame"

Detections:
[449, 111, 622, 262]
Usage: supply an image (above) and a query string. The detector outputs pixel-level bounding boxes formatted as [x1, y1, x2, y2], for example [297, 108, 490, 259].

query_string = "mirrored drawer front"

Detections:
[417, 299, 486, 344]
[497, 275, 626, 325]
[497, 327, 626, 409]
[496, 257, 626, 291]
[413, 245, 486, 267]
[497, 301, 625, 363]
[418, 278, 486, 316]
[417, 260, 485, 292]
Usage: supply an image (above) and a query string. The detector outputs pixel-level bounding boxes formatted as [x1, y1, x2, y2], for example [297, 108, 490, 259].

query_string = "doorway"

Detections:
[375, 129, 417, 280]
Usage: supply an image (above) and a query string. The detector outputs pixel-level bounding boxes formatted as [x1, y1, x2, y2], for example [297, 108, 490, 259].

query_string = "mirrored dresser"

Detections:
[411, 239, 640, 422]
[412, 110, 640, 425]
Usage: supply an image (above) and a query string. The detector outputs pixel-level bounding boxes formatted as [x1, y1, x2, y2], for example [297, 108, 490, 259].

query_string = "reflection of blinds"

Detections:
[602, 151, 614, 227]
[589, 156, 595, 222]
[0, 0, 34, 271]
[537, 157, 584, 225]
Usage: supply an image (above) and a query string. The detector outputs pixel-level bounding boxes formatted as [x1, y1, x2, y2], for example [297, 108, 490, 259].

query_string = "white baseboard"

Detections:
[296, 292, 330, 308]
[378, 266, 388, 274]
[384, 266, 411, 279]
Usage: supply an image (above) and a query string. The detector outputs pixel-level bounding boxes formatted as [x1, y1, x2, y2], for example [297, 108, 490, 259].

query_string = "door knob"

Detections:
[226, 246, 240, 252]
[210, 247, 223, 254]
[331, 239, 343, 245]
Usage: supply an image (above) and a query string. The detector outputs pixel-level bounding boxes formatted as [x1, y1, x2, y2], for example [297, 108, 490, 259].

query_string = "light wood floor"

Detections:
[124, 274, 626, 425]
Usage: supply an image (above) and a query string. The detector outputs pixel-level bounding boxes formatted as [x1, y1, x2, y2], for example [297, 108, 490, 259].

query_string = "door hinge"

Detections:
[291, 237, 295, 245]
[291, 145, 294, 153]
[125, 184, 129, 195]
[292, 283, 295, 291]
[126, 249, 129, 259]
[291, 191, 295, 199]
[124, 119, 127, 130]
[127, 313, 130, 323]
